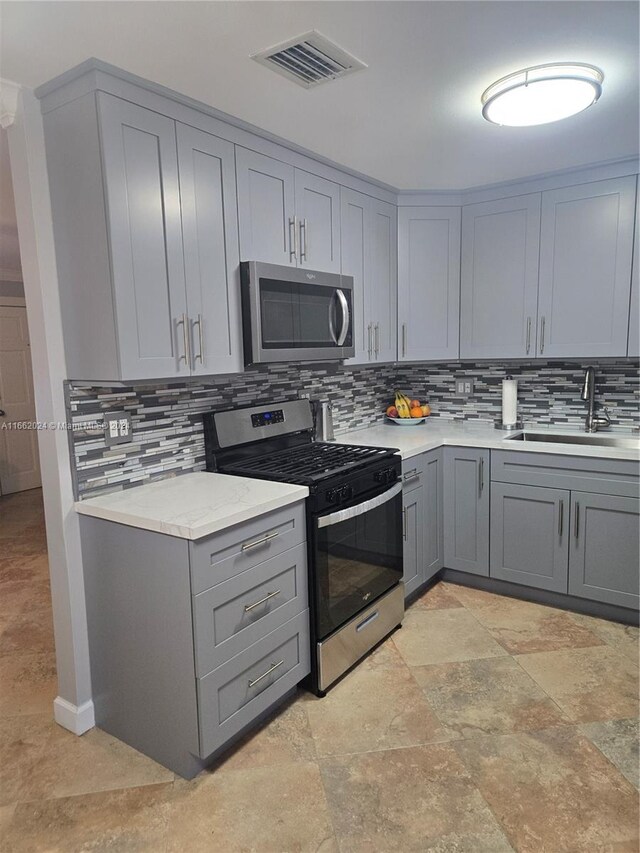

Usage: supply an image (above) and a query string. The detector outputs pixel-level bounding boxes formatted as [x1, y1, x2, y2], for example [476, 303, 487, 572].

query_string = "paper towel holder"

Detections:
[495, 374, 523, 431]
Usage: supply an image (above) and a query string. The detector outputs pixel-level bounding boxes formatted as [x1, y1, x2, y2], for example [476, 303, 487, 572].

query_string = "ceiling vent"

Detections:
[252, 31, 367, 89]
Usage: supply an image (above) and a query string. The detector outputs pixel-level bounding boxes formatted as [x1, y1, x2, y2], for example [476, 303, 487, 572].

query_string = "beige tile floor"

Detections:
[1, 488, 638, 852]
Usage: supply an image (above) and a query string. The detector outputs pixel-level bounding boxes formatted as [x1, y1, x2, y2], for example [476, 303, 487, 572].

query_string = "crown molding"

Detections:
[0, 79, 21, 129]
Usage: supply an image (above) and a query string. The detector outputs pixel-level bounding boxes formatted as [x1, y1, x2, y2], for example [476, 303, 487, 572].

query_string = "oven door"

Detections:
[241, 261, 354, 364]
[312, 482, 403, 641]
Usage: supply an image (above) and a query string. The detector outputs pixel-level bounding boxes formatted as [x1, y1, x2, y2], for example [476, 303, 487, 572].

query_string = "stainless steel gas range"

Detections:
[203, 399, 404, 695]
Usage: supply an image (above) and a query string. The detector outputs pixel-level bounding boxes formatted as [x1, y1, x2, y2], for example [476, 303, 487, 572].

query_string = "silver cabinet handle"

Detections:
[526, 317, 532, 355]
[367, 323, 372, 359]
[402, 507, 407, 541]
[241, 530, 279, 552]
[558, 499, 564, 537]
[176, 314, 191, 368]
[193, 313, 204, 364]
[335, 289, 350, 346]
[403, 469, 420, 482]
[375, 323, 380, 358]
[300, 218, 307, 261]
[540, 316, 546, 354]
[479, 457, 484, 493]
[574, 502, 580, 539]
[402, 323, 407, 358]
[248, 659, 284, 689]
[244, 589, 281, 613]
[288, 217, 297, 262]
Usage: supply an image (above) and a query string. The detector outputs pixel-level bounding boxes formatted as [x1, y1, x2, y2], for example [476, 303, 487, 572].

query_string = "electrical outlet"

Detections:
[455, 378, 474, 397]
[104, 411, 132, 446]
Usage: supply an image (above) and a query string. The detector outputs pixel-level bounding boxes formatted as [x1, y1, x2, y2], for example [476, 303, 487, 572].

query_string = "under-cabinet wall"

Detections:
[67, 358, 639, 500]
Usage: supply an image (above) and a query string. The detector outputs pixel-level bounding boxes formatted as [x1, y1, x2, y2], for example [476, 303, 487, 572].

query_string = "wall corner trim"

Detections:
[0, 78, 22, 129]
[53, 696, 95, 735]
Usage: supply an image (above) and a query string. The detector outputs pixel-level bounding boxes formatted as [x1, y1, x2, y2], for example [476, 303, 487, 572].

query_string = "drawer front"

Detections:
[402, 455, 425, 490]
[193, 543, 308, 676]
[197, 610, 310, 758]
[190, 502, 306, 594]
[491, 450, 639, 497]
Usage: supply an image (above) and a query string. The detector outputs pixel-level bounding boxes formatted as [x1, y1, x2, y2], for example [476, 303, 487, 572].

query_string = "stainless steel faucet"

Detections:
[580, 367, 611, 433]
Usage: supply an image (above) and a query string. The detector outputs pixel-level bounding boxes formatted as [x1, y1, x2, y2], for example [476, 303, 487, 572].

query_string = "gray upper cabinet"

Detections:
[627, 181, 639, 357]
[398, 207, 460, 362]
[490, 482, 569, 594]
[176, 124, 242, 376]
[537, 177, 636, 358]
[236, 148, 341, 272]
[569, 492, 639, 610]
[295, 170, 341, 273]
[342, 190, 397, 364]
[443, 447, 490, 576]
[236, 148, 296, 266]
[460, 194, 541, 359]
[369, 198, 398, 363]
[98, 94, 189, 380]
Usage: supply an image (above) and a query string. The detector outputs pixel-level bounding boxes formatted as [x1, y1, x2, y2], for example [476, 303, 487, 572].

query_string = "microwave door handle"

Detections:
[328, 292, 338, 344]
[317, 482, 402, 528]
[335, 289, 350, 346]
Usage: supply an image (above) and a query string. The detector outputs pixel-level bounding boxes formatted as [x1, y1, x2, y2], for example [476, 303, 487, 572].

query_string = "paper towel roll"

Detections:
[502, 378, 518, 426]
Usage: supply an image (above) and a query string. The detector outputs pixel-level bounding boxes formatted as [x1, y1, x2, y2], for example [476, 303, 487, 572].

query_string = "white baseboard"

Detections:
[53, 696, 95, 735]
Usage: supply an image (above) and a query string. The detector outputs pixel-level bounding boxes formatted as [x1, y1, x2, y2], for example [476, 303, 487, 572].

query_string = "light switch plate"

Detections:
[455, 378, 474, 397]
[104, 411, 132, 446]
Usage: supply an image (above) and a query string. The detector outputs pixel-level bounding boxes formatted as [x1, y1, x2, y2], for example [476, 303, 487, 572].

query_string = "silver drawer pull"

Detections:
[241, 531, 279, 552]
[248, 659, 284, 688]
[403, 469, 419, 482]
[244, 589, 281, 613]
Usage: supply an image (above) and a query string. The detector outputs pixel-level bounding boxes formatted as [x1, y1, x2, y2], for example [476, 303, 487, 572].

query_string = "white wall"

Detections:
[6, 84, 94, 734]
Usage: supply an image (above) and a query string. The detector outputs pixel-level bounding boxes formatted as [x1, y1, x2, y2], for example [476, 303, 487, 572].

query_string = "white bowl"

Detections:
[386, 416, 427, 426]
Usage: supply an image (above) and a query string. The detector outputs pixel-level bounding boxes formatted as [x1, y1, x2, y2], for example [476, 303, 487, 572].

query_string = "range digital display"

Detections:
[251, 409, 285, 428]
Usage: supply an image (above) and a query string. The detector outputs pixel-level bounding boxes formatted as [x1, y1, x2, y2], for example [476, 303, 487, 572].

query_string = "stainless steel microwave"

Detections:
[240, 261, 354, 365]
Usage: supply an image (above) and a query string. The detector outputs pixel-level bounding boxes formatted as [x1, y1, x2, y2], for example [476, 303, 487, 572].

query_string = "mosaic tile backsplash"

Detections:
[68, 359, 639, 499]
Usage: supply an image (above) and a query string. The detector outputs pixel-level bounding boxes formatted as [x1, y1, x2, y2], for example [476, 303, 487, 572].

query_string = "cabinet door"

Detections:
[627, 181, 639, 357]
[369, 199, 398, 362]
[537, 177, 636, 358]
[341, 188, 371, 364]
[402, 483, 424, 599]
[295, 170, 341, 273]
[97, 93, 188, 379]
[236, 147, 295, 265]
[176, 124, 242, 376]
[490, 483, 569, 593]
[443, 448, 490, 576]
[398, 207, 460, 361]
[460, 195, 540, 359]
[423, 449, 444, 583]
[569, 493, 639, 609]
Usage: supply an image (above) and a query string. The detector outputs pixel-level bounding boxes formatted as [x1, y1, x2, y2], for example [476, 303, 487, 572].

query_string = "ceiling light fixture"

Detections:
[481, 63, 603, 127]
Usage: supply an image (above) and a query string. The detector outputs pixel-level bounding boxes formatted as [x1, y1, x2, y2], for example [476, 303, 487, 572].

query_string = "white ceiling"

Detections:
[0, 1, 638, 193]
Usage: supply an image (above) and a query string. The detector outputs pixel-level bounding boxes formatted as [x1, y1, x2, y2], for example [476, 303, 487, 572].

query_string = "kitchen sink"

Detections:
[506, 431, 640, 450]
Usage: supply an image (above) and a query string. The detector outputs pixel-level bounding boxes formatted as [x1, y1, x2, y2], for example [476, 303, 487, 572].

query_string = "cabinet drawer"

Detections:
[193, 543, 308, 676]
[402, 456, 425, 490]
[189, 502, 306, 595]
[197, 611, 310, 758]
[491, 450, 639, 497]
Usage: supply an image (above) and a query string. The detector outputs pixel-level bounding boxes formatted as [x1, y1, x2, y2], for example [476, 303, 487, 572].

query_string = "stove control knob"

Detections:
[326, 489, 338, 504]
[341, 485, 353, 502]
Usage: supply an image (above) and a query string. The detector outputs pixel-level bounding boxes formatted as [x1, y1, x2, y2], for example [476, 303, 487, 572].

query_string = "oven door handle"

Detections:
[317, 482, 402, 528]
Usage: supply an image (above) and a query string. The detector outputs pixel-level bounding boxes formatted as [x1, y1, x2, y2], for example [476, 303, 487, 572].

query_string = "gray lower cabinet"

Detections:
[402, 482, 424, 598]
[490, 482, 570, 593]
[443, 447, 490, 576]
[423, 449, 444, 583]
[569, 492, 640, 609]
[80, 500, 309, 779]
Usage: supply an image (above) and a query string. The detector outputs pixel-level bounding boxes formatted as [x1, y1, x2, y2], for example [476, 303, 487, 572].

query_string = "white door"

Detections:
[0, 306, 41, 494]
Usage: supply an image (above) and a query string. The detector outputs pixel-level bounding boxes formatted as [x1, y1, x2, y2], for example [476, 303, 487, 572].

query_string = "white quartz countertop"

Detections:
[334, 420, 640, 462]
[75, 471, 309, 540]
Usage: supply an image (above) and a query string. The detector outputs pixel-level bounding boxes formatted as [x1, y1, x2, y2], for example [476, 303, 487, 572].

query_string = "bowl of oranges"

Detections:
[386, 392, 431, 425]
